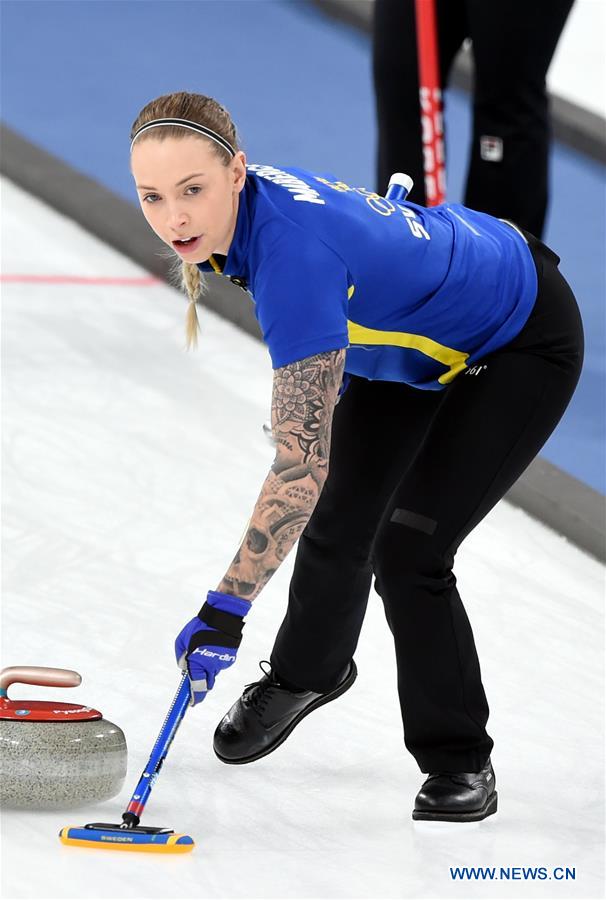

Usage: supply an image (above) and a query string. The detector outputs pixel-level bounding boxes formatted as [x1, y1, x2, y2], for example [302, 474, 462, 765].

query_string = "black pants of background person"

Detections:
[270, 233, 583, 774]
[372, 0, 574, 237]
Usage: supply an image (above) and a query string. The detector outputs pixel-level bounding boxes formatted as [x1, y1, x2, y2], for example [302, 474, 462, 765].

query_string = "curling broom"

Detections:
[415, 0, 446, 205]
[59, 671, 195, 853]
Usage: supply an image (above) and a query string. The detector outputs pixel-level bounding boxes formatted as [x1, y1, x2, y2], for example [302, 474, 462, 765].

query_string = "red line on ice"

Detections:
[0, 274, 162, 285]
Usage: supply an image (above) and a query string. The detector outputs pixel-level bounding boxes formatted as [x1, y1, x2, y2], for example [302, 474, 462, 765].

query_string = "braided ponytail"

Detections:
[182, 262, 204, 349]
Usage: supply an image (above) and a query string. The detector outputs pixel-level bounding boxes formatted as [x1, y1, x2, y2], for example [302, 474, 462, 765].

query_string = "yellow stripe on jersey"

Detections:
[347, 284, 355, 300]
[208, 255, 223, 274]
[347, 320, 469, 384]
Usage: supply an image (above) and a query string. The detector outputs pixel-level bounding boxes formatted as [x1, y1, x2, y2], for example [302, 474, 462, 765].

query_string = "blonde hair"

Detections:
[130, 92, 241, 349]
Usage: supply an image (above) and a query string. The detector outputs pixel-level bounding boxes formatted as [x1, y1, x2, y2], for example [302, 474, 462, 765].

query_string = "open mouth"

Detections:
[172, 235, 203, 253]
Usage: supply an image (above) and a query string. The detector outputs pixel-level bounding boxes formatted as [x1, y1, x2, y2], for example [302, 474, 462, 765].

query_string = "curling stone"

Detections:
[0, 666, 127, 809]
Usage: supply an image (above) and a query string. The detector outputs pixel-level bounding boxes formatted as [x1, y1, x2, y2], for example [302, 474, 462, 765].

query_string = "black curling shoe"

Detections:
[412, 757, 498, 822]
[213, 659, 357, 764]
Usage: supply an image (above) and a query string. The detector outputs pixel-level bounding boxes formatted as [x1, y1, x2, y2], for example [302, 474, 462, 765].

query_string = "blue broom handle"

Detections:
[122, 671, 194, 826]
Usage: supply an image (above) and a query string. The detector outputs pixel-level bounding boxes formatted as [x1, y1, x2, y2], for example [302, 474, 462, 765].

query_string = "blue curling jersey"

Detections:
[198, 163, 538, 390]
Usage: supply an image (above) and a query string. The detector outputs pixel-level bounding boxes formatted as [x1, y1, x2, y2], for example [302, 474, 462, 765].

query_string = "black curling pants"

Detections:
[270, 234, 584, 773]
[372, 0, 574, 237]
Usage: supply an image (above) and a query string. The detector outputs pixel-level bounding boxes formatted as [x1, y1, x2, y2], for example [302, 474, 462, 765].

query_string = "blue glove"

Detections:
[175, 590, 252, 705]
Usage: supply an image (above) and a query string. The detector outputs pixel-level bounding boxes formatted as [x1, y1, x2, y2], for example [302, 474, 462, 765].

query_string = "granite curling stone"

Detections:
[0, 666, 127, 809]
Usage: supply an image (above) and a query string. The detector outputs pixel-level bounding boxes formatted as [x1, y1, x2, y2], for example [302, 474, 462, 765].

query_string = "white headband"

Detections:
[130, 117, 236, 156]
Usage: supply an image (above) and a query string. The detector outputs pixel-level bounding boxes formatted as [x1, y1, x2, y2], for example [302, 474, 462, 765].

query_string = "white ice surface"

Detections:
[1, 178, 604, 900]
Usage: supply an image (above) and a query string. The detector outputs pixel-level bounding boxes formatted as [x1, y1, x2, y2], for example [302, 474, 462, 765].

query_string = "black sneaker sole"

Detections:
[214, 659, 358, 765]
[412, 789, 498, 822]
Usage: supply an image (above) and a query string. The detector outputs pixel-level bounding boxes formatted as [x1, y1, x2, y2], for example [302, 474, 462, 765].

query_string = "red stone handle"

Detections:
[0, 666, 81, 697]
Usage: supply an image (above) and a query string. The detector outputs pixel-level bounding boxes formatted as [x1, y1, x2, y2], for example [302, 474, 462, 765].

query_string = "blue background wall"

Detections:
[1, 0, 604, 492]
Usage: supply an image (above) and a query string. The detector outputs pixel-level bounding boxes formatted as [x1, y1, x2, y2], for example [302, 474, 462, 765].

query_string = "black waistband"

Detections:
[521, 228, 561, 269]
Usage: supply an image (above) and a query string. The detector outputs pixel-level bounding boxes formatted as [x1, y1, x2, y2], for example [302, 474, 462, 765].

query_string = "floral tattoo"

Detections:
[216, 349, 346, 600]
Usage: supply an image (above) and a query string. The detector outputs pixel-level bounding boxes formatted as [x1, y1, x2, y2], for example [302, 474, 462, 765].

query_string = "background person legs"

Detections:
[464, 0, 575, 236]
[372, 0, 574, 236]
[372, 0, 467, 201]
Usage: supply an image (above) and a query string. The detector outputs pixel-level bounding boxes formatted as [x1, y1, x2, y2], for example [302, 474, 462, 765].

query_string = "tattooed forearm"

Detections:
[216, 349, 346, 601]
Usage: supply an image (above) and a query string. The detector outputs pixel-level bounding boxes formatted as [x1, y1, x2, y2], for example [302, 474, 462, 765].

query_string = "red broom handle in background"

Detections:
[414, 0, 446, 205]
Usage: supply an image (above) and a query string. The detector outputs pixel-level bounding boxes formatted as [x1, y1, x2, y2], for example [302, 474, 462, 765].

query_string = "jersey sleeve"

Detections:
[252, 227, 350, 369]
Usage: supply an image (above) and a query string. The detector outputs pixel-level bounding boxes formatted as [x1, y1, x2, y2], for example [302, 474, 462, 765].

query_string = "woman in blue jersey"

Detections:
[131, 92, 583, 823]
